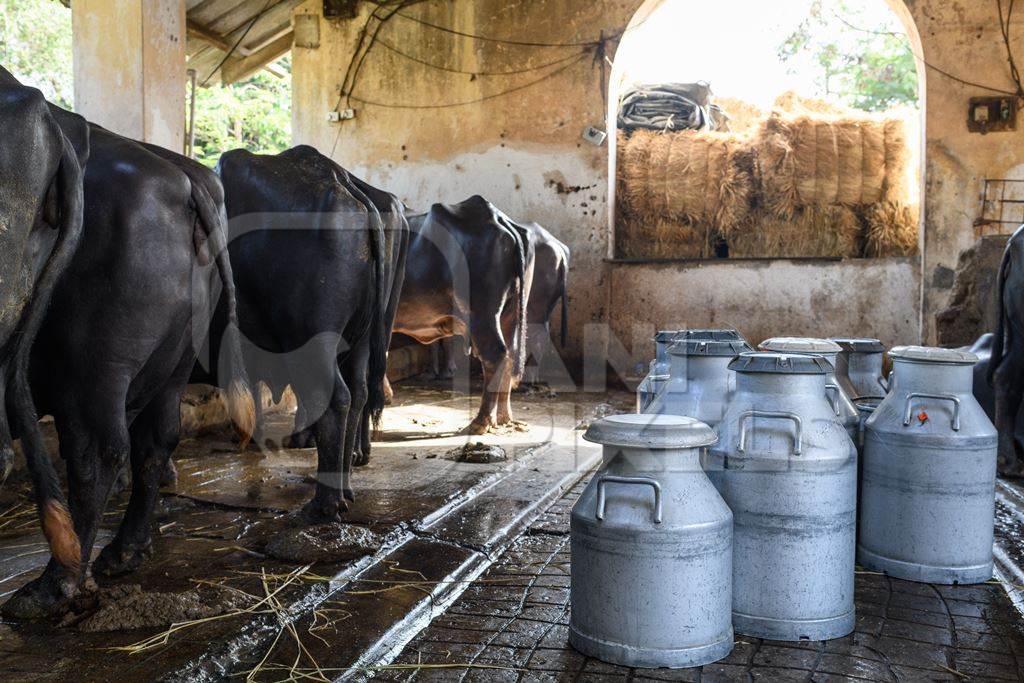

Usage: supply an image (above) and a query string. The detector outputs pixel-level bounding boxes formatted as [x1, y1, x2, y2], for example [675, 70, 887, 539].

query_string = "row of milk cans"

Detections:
[568, 330, 997, 669]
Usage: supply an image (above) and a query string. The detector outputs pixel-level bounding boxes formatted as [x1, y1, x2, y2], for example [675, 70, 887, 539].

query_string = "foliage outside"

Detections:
[0, 0, 291, 165]
[190, 57, 292, 167]
[0, 0, 74, 108]
[778, 0, 919, 112]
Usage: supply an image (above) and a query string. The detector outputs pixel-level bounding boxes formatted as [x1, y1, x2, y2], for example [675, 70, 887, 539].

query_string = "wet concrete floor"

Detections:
[383, 475, 1024, 683]
[0, 379, 629, 682]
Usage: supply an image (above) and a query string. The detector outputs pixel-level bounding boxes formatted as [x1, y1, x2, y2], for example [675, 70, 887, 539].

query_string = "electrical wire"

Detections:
[344, 51, 585, 109]
[200, 0, 278, 87]
[373, 34, 589, 76]
[997, 0, 1024, 96]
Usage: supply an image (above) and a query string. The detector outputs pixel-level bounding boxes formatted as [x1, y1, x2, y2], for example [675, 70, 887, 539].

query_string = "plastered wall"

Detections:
[290, 0, 1024, 376]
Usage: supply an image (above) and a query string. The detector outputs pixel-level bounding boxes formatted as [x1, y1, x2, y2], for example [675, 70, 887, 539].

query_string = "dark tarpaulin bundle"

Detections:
[617, 82, 726, 132]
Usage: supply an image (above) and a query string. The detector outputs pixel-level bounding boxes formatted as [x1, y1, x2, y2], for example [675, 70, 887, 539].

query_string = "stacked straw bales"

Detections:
[616, 94, 918, 260]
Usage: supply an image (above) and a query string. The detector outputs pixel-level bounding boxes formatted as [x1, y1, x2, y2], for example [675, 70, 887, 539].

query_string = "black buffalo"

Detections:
[991, 224, 1024, 477]
[392, 196, 533, 434]
[966, 333, 994, 422]
[205, 146, 408, 519]
[0, 67, 87, 592]
[522, 222, 569, 385]
[3, 120, 253, 619]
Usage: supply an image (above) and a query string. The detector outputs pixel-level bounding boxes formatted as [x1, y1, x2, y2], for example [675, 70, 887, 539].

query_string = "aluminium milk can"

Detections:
[646, 339, 753, 426]
[705, 352, 857, 641]
[831, 338, 889, 401]
[637, 329, 745, 412]
[570, 414, 733, 668]
[760, 337, 860, 442]
[858, 346, 997, 584]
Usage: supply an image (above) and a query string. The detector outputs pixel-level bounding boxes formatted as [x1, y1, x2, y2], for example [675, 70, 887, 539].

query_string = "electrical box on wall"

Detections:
[967, 96, 1017, 133]
[324, 0, 358, 20]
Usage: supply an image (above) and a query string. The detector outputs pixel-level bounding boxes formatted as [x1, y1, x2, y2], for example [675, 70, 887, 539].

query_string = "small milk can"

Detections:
[646, 339, 753, 426]
[637, 329, 745, 412]
[760, 337, 860, 442]
[831, 338, 889, 401]
[637, 331, 678, 412]
[570, 414, 733, 668]
[705, 352, 857, 641]
[858, 346, 997, 584]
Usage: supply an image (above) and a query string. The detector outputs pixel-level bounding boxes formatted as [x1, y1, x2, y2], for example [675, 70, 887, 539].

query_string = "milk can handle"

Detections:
[824, 383, 841, 416]
[902, 392, 961, 431]
[595, 476, 663, 524]
[737, 410, 803, 455]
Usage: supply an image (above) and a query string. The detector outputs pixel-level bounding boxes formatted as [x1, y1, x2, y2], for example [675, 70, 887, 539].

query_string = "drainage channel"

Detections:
[169, 438, 600, 681]
[993, 479, 1024, 618]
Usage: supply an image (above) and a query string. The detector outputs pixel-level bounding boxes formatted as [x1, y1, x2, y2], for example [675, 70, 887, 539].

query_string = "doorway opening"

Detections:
[607, 0, 925, 263]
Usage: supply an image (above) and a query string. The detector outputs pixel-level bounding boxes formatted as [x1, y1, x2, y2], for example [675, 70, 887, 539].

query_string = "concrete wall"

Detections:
[72, 0, 186, 151]
[290, 0, 1023, 374]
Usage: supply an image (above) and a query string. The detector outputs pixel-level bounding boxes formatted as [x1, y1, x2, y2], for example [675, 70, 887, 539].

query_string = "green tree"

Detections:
[0, 0, 74, 108]
[190, 56, 292, 167]
[778, 0, 918, 112]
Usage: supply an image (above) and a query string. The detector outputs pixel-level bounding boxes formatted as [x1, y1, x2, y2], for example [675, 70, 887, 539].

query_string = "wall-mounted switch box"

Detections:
[583, 126, 607, 146]
[968, 96, 1017, 133]
[326, 109, 356, 122]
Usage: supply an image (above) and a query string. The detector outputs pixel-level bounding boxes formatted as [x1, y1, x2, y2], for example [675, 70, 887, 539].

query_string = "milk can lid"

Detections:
[729, 351, 831, 375]
[759, 337, 842, 354]
[830, 338, 886, 354]
[888, 345, 978, 365]
[654, 328, 743, 343]
[583, 414, 717, 449]
[667, 339, 754, 357]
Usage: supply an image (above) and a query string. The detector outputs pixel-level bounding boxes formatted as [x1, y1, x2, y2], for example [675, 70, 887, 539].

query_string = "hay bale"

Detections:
[863, 201, 918, 257]
[715, 97, 765, 134]
[757, 114, 799, 219]
[728, 206, 862, 258]
[757, 111, 902, 211]
[618, 129, 753, 230]
[615, 210, 708, 260]
[882, 118, 910, 203]
[773, 91, 849, 116]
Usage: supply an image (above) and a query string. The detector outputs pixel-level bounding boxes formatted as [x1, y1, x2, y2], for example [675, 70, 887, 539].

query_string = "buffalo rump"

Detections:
[2, 121, 252, 619]
[207, 146, 407, 518]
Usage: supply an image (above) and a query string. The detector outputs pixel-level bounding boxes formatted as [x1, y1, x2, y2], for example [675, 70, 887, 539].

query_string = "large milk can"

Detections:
[570, 414, 733, 668]
[646, 339, 753, 426]
[760, 337, 860, 442]
[831, 338, 889, 401]
[705, 352, 857, 641]
[858, 345, 997, 585]
[637, 329, 744, 412]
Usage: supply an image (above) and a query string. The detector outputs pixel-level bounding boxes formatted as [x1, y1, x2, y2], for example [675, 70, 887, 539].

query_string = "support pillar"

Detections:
[72, 0, 186, 152]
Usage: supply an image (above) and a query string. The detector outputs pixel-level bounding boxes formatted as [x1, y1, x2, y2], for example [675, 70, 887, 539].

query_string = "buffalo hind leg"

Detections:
[3, 390, 130, 618]
[93, 384, 183, 577]
[996, 341, 1024, 477]
[344, 343, 370, 470]
[286, 399, 316, 449]
[300, 368, 352, 522]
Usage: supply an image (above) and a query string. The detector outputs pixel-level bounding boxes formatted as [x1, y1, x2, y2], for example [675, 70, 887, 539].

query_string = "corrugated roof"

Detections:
[61, 0, 301, 86]
[186, 0, 302, 85]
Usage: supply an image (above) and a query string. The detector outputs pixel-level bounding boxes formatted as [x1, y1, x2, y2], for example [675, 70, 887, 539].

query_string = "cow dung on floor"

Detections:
[263, 522, 382, 564]
[65, 584, 245, 632]
[446, 442, 508, 464]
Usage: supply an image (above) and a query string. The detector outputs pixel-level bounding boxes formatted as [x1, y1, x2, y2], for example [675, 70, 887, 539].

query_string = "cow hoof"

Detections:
[2, 574, 76, 620]
[285, 432, 316, 449]
[0, 446, 13, 485]
[111, 466, 131, 496]
[461, 420, 491, 436]
[159, 459, 178, 488]
[301, 496, 348, 524]
[353, 451, 370, 467]
[93, 541, 152, 577]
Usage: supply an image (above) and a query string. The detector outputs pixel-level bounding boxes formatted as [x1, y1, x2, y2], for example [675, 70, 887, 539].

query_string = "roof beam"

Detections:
[186, 19, 286, 80]
[220, 30, 292, 85]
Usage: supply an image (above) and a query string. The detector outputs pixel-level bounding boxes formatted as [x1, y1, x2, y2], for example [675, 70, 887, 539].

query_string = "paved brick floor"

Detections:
[376, 478, 1024, 682]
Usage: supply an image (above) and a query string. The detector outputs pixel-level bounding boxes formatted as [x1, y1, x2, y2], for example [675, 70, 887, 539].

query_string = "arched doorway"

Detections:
[602, 0, 927, 350]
